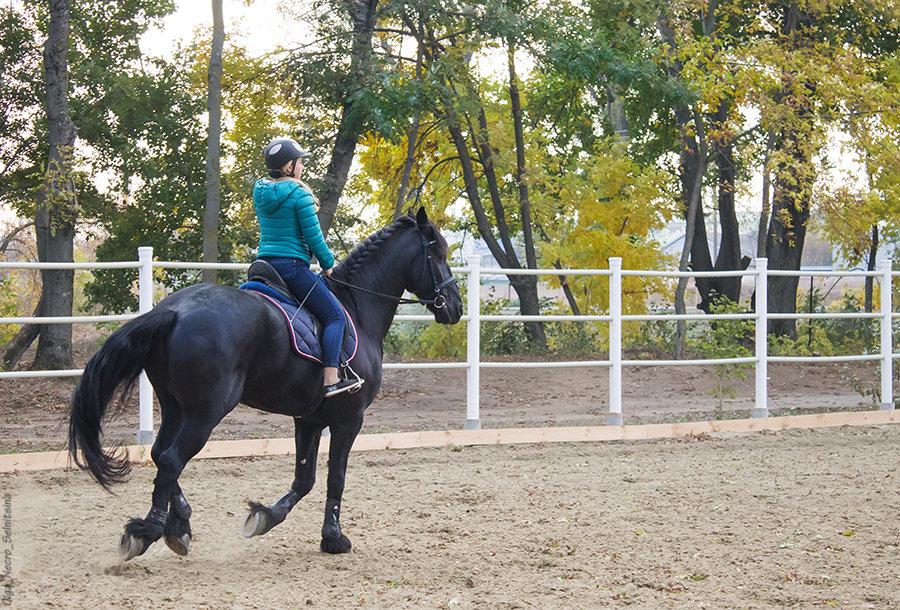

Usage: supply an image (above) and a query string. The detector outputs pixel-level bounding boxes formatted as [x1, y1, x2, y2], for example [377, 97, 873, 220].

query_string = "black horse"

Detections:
[68, 209, 463, 560]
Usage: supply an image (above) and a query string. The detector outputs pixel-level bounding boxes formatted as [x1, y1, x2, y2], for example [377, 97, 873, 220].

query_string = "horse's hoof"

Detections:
[242, 511, 269, 538]
[119, 533, 151, 561]
[164, 534, 191, 556]
[320, 534, 352, 554]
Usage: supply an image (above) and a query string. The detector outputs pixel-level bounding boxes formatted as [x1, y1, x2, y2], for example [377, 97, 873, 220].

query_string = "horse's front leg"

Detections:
[243, 419, 324, 538]
[320, 418, 363, 554]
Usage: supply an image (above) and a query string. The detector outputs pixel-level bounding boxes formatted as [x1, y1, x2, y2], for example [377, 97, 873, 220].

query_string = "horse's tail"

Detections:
[69, 308, 178, 489]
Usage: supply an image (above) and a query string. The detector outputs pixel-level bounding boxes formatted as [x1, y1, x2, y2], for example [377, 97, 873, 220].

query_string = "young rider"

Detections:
[253, 136, 363, 398]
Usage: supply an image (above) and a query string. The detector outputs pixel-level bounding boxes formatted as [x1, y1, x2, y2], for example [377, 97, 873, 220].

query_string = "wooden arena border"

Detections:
[1, 409, 897, 474]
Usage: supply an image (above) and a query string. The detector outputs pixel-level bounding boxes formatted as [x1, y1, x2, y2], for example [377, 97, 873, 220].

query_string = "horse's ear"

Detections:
[416, 207, 428, 227]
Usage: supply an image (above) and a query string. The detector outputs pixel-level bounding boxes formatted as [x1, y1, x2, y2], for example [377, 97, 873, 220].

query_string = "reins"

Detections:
[327, 275, 447, 307]
[328, 233, 457, 309]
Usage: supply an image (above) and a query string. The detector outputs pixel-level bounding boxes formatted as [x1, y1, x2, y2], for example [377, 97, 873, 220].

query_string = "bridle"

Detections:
[327, 233, 458, 309]
[411, 233, 459, 309]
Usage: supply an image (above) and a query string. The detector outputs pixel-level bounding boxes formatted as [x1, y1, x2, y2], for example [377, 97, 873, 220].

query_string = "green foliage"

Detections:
[384, 292, 536, 360]
[0, 6, 42, 213]
[0, 277, 19, 348]
[822, 290, 879, 355]
[769, 288, 880, 358]
[692, 301, 754, 411]
[544, 319, 607, 355]
[81, 48, 236, 313]
[624, 313, 678, 356]
[3, 0, 897, 348]
[384, 309, 466, 360]
[480, 297, 531, 356]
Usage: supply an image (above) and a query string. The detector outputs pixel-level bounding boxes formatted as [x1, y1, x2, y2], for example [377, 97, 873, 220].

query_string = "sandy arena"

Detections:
[1, 423, 898, 608]
[1, 362, 898, 608]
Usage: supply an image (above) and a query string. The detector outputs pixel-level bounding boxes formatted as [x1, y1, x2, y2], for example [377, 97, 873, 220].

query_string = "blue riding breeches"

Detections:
[261, 257, 346, 368]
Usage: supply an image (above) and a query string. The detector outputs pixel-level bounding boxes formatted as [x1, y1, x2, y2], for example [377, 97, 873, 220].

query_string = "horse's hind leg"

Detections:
[152, 393, 194, 556]
[119, 397, 184, 561]
[243, 419, 324, 538]
[163, 485, 193, 556]
[120, 410, 217, 561]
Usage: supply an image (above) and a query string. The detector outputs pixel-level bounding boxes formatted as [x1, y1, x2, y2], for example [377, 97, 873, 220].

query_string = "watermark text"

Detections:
[1, 493, 12, 606]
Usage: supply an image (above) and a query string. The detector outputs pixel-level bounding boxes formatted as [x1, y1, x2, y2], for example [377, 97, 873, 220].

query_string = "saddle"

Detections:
[246, 259, 298, 305]
[239, 260, 358, 365]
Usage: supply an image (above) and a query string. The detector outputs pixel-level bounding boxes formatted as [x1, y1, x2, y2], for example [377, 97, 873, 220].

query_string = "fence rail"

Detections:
[1, 250, 896, 441]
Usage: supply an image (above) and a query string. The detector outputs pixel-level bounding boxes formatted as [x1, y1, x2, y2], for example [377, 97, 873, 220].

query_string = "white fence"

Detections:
[1, 249, 897, 444]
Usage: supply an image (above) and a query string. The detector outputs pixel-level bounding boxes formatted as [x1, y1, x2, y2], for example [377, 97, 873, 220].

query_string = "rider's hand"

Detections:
[321, 267, 333, 277]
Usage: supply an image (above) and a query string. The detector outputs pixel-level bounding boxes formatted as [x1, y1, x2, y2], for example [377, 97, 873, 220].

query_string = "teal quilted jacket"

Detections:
[253, 178, 335, 269]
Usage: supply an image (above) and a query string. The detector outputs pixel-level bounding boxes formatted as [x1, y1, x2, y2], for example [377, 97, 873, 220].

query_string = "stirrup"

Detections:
[344, 363, 364, 394]
[324, 378, 363, 398]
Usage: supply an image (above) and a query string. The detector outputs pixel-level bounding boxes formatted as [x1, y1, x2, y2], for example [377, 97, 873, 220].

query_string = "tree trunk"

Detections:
[864, 224, 878, 312]
[508, 44, 537, 272]
[711, 105, 745, 303]
[33, 0, 76, 370]
[393, 116, 420, 219]
[765, 138, 812, 337]
[0, 222, 34, 254]
[673, 136, 708, 358]
[757, 132, 774, 258]
[2, 294, 43, 371]
[657, 10, 714, 358]
[202, 0, 224, 284]
[506, 43, 545, 348]
[445, 113, 547, 349]
[421, 27, 547, 348]
[393, 36, 425, 220]
[552, 261, 581, 316]
[318, 0, 379, 236]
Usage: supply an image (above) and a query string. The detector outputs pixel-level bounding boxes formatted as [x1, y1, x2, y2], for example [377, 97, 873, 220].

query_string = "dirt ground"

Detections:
[1, 355, 898, 608]
[0, 357, 892, 453]
[1, 424, 897, 609]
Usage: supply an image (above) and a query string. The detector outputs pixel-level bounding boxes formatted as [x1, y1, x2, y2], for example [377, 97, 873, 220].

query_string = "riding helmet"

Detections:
[264, 137, 311, 177]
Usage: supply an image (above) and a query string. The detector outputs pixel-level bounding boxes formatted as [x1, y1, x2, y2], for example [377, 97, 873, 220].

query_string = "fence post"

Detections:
[465, 254, 481, 430]
[752, 257, 769, 418]
[137, 246, 155, 445]
[607, 257, 623, 426]
[879, 256, 894, 410]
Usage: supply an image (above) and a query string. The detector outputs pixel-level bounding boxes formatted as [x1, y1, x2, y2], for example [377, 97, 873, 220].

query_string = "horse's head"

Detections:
[405, 208, 463, 325]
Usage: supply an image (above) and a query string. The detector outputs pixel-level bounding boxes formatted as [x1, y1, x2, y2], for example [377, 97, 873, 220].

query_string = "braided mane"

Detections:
[334, 215, 416, 285]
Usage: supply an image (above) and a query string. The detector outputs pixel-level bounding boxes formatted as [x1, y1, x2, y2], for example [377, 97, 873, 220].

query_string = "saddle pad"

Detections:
[239, 281, 358, 365]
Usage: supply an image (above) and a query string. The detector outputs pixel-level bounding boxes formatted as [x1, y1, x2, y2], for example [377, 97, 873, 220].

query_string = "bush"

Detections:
[479, 297, 531, 355]
[383, 315, 466, 360]
[821, 290, 878, 354]
[624, 312, 677, 356]
[690, 301, 754, 411]
[0, 277, 20, 350]
[773, 288, 879, 357]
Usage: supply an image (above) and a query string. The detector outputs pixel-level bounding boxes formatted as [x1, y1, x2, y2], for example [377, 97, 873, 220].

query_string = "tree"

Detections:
[750, 0, 900, 336]
[0, 0, 175, 364]
[32, 0, 78, 370]
[202, 0, 225, 284]
[355, 0, 677, 343]
[817, 187, 883, 311]
[818, 7, 900, 311]
[82, 53, 210, 313]
[0, 6, 43, 211]
[654, 0, 758, 356]
[282, 0, 381, 236]
[759, 3, 820, 337]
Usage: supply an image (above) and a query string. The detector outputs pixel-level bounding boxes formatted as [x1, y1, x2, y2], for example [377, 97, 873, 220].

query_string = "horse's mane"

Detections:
[334, 215, 416, 285]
